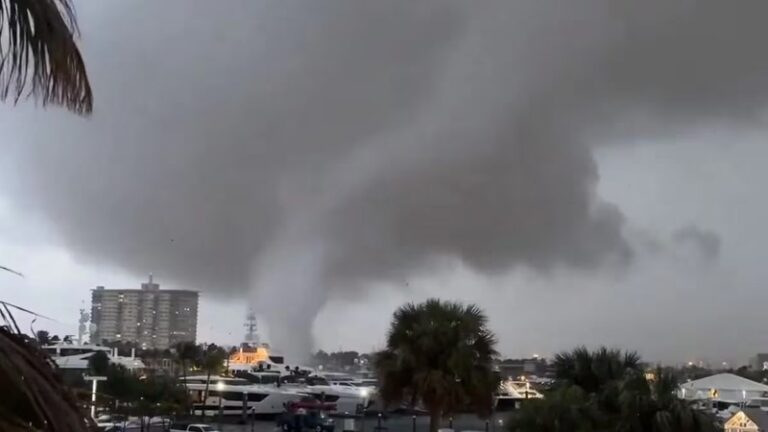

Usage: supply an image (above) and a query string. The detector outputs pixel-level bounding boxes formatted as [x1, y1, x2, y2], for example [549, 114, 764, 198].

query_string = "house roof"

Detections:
[737, 408, 768, 430]
[680, 373, 768, 392]
[53, 352, 145, 370]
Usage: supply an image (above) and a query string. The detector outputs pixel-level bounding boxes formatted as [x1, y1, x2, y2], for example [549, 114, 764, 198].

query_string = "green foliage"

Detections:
[138, 348, 174, 360]
[202, 344, 227, 376]
[375, 299, 499, 432]
[175, 341, 202, 373]
[553, 346, 641, 394]
[312, 350, 373, 371]
[35, 330, 50, 346]
[134, 375, 188, 418]
[615, 368, 717, 432]
[508, 348, 717, 432]
[88, 350, 110, 376]
[199, 343, 228, 416]
[101, 364, 141, 403]
[506, 386, 602, 432]
[173, 341, 203, 415]
[98, 363, 187, 417]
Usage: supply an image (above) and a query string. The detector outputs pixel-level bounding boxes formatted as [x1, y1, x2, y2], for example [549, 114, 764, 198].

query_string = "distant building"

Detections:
[43, 341, 145, 382]
[141, 355, 178, 376]
[725, 408, 768, 432]
[752, 354, 768, 371]
[497, 357, 551, 379]
[90, 276, 199, 349]
[678, 373, 768, 407]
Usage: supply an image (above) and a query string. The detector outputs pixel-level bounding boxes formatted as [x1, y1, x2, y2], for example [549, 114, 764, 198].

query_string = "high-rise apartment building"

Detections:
[90, 276, 199, 349]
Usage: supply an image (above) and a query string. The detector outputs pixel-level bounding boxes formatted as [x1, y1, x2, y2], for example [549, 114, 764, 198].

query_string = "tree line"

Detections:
[82, 341, 228, 418]
[311, 349, 373, 369]
[373, 299, 718, 432]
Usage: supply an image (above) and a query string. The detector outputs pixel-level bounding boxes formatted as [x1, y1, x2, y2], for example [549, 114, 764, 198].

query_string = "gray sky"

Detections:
[2, 0, 768, 365]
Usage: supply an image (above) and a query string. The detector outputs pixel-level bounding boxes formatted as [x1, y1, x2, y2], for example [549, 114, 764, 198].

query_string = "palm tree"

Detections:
[375, 299, 499, 432]
[616, 368, 717, 432]
[507, 386, 602, 432]
[200, 344, 227, 419]
[552, 346, 642, 421]
[553, 346, 641, 394]
[0, 0, 92, 113]
[175, 341, 201, 393]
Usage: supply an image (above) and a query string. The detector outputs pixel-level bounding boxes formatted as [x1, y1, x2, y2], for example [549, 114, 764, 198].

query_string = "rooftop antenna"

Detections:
[142, 273, 159, 290]
[244, 308, 259, 346]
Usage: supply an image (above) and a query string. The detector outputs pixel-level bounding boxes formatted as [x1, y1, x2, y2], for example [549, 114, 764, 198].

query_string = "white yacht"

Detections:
[495, 379, 544, 411]
[180, 375, 303, 416]
[320, 372, 381, 411]
[322, 373, 368, 389]
[278, 374, 371, 416]
[225, 344, 367, 416]
[321, 372, 358, 383]
[226, 345, 315, 377]
[229, 370, 370, 416]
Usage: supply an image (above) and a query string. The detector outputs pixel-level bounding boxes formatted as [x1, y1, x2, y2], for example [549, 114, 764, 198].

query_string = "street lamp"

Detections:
[84, 375, 107, 419]
[217, 382, 225, 429]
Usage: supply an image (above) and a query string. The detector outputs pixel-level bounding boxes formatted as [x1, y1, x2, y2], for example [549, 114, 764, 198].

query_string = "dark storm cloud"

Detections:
[673, 225, 721, 262]
[3, 0, 768, 356]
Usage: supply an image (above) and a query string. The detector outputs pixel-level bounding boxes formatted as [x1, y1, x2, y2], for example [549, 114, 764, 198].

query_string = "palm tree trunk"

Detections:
[429, 410, 441, 432]
[202, 370, 211, 420]
[181, 359, 189, 414]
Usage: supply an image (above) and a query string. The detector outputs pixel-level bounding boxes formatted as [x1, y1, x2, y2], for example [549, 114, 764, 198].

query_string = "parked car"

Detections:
[168, 422, 220, 432]
[277, 399, 335, 432]
[95, 415, 170, 431]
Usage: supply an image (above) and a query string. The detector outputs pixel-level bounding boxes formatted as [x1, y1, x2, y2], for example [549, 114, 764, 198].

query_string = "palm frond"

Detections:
[1, 300, 55, 321]
[0, 264, 23, 277]
[0, 327, 93, 431]
[0, 301, 92, 431]
[0, 0, 92, 114]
